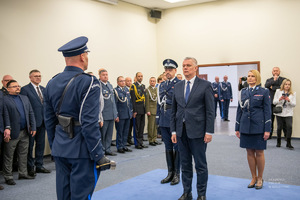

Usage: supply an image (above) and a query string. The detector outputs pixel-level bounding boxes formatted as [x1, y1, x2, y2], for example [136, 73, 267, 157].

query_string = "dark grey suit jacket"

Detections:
[3, 94, 36, 139]
[171, 76, 215, 138]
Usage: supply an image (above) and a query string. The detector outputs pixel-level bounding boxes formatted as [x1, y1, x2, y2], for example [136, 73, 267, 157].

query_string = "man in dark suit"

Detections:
[0, 90, 5, 190]
[171, 57, 215, 200]
[3, 80, 36, 185]
[130, 72, 148, 149]
[1, 75, 13, 95]
[265, 67, 286, 139]
[20, 69, 51, 175]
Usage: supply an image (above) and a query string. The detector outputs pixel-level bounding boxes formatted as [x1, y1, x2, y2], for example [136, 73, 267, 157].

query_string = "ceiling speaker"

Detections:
[150, 10, 161, 19]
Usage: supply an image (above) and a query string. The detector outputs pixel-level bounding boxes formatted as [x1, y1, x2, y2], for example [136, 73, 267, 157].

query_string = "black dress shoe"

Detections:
[149, 142, 156, 146]
[117, 149, 125, 153]
[141, 144, 148, 148]
[127, 140, 134, 145]
[154, 141, 162, 145]
[178, 192, 192, 200]
[5, 179, 16, 185]
[105, 151, 117, 156]
[19, 174, 35, 180]
[170, 173, 180, 185]
[197, 196, 206, 200]
[28, 169, 36, 177]
[143, 138, 148, 141]
[123, 147, 132, 152]
[224, 119, 230, 121]
[0, 184, 4, 190]
[135, 145, 143, 149]
[36, 167, 51, 173]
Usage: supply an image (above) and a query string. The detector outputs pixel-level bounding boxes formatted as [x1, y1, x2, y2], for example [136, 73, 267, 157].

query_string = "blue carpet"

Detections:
[93, 169, 300, 200]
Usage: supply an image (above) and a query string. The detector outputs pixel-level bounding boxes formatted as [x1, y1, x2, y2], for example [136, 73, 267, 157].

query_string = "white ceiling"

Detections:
[120, 0, 217, 10]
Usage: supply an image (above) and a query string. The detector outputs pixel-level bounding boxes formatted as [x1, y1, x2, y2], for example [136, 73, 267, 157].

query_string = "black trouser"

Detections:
[127, 118, 133, 142]
[276, 116, 293, 139]
[135, 114, 145, 146]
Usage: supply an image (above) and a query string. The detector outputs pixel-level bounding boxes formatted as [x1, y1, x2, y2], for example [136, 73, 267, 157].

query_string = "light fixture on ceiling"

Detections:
[164, 0, 188, 3]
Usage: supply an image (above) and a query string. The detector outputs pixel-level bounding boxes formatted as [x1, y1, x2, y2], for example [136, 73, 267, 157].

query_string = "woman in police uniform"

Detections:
[235, 70, 271, 190]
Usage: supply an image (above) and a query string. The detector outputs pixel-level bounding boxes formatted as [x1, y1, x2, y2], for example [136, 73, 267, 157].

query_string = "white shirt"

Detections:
[31, 82, 43, 98]
[273, 89, 296, 117]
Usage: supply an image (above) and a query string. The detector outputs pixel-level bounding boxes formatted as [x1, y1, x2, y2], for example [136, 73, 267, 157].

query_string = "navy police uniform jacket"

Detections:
[101, 81, 118, 121]
[211, 82, 220, 99]
[235, 86, 271, 134]
[44, 66, 104, 162]
[114, 86, 132, 119]
[219, 81, 233, 100]
[156, 77, 180, 127]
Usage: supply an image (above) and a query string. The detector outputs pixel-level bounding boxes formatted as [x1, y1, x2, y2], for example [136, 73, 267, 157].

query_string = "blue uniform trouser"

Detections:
[160, 127, 178, 151]
[177, 123, 208, 196]
[214, 98, 222, 118]
[54, 157, 100, 200]
[116, 118, 130, 150]
[222, 99, 230, 120]
[100, 120, 114, 153]
[28, 124, 45, 169]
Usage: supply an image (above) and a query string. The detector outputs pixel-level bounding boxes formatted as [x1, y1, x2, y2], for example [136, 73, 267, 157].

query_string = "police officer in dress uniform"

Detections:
[130, 72, 148, 149]
[44, 36, 114, 200]
[114, 76, 133, 153]
[99, 69, 118, 156]
[235, 70, 271, 190]
[212, 76, 222, 118]
[219, 75, 233, 121]
[157, 59, 181, 185]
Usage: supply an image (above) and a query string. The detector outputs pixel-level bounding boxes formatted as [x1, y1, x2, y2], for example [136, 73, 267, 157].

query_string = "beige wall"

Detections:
[157, 0, 300, 137]
[0, 0, 158, 86]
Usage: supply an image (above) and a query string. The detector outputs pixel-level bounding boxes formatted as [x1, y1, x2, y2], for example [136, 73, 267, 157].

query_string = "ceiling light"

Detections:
[164, 0, 188, 3]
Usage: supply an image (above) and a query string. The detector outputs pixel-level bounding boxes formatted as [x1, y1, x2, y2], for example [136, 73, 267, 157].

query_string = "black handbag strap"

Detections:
[56, 73, 83, 115]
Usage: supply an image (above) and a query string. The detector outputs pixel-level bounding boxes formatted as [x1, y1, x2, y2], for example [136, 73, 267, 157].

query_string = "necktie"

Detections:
[36, 86, 43, 104]
[250, 88, 253, 93]
[185, 81, 190, 103]
[167, 80, 170, 86]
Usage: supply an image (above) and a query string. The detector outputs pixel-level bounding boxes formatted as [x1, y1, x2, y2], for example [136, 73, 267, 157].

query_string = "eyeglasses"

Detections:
[33, 75, 42, 78]
[8, 85, 21, 88]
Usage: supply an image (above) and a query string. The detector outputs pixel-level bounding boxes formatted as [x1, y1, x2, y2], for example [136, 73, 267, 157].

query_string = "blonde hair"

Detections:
[248, 70, 261, 85]
[280, 79, 293, 95]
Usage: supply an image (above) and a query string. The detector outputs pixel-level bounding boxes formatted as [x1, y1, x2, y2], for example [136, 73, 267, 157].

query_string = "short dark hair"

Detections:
[136, 72, 142, 77]
[29, 69, 40, 76]
[117, 76, 124, 82]
[98, 69, 107, 75]
[7, 80, 17, 88]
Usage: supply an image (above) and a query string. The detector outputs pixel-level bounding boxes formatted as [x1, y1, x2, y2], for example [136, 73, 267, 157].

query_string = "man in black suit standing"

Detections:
[1, 75, 13, 95]
[265, 67, 286, 139]
[3, 80, 36, 185]
[130, 72, 148, 149]
[171, 57, 214, 200]
[20, 70, 51, 176]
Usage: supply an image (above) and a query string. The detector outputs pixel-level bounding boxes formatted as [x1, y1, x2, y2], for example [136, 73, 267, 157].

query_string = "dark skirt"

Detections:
[240, 133, 267, 150]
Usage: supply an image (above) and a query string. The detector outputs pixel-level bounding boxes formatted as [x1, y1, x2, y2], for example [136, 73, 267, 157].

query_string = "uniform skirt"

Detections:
[240, 133, 266, 150]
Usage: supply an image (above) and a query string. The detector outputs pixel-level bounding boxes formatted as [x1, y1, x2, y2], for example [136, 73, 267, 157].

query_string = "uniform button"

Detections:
[248, 117, 250, 119]
[96, 155, 98, 157]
